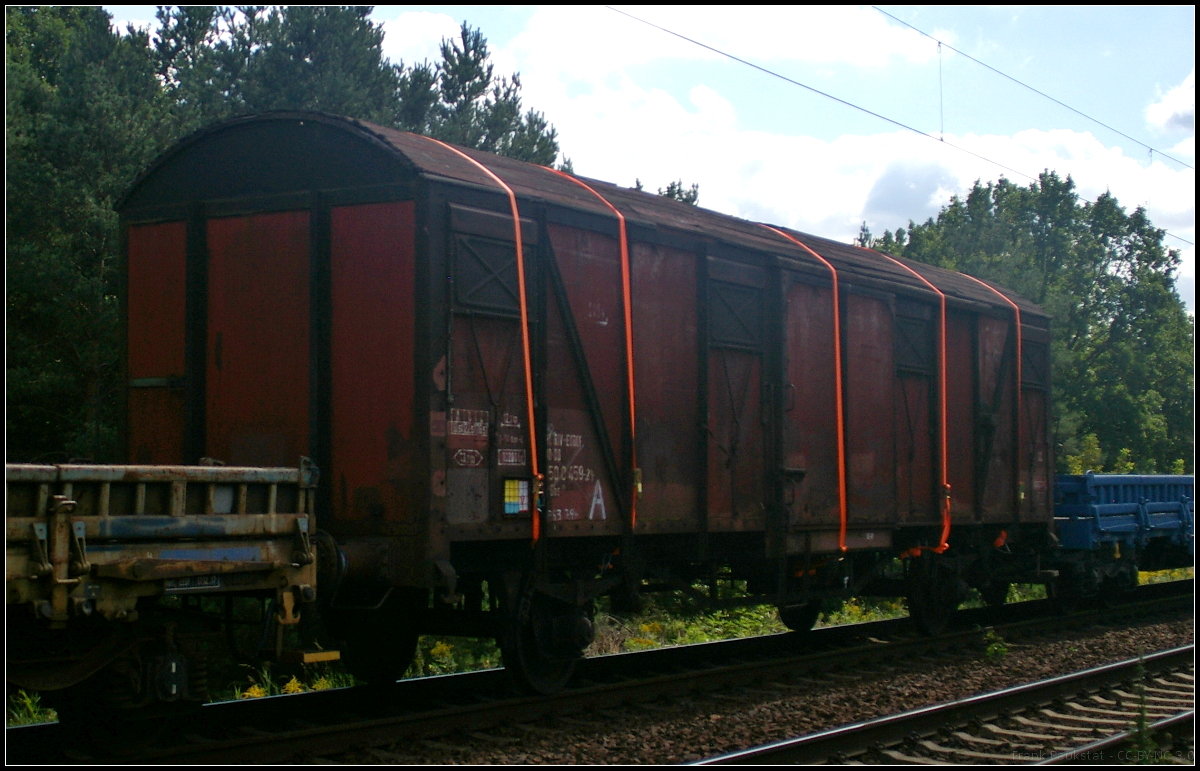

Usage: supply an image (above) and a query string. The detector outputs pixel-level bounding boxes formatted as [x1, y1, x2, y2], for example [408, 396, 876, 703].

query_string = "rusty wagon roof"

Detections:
[123, 111, 1047, 321]
[361, 118, 1044, 321]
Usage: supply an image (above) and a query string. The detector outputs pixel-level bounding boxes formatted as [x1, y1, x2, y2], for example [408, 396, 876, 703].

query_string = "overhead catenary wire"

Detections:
[605, 6, 1195, 249]
[606, 6, 1034, 183]
[872, 6, 1195, 171]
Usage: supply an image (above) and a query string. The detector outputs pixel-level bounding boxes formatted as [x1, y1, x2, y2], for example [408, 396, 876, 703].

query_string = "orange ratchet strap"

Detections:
[422, 137, 544, 544]
[544, 167, 640, 531]
[961, 274, 1023, 513]
[867, 248, 950, 554]
[760, 225, 848, 553]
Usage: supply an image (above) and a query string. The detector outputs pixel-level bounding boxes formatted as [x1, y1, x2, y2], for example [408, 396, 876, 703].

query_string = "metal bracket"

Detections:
[292, 517, 314, 566]
[50, 494, 77, 517]
[30, 522, 52, 578]
[275, 590, 299, 625]
[298, 456, 320, 489]
[69, 520, 91, 576]
[779, 467, 807, 507]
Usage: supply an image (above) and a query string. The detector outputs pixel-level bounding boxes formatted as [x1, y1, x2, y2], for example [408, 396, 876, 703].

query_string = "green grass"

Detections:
[409, 635, 503, 676]
[1139, 567, 1194, 585]
[6, 689, 56, 726]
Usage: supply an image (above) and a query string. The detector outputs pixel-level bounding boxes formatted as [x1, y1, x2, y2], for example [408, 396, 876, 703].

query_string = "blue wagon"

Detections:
[1055, 473, 1194, 568]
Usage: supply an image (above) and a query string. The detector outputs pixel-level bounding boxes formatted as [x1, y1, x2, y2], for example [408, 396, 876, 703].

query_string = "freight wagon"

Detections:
[1054, 472, 1194, 596]
[11, 110, 1069, 718]
[4, 460, 325, 738]
[103, 110, 1059, 692]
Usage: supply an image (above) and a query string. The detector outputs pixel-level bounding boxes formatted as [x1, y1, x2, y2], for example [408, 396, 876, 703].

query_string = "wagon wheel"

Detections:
[906, 564, 961, 636]
[331, 588, 422, 686]
[499, 577, 587, 695]
[777, 600, 822, 633]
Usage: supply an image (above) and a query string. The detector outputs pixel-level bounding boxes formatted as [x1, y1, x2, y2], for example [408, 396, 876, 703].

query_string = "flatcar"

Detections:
[104, 110, 1060, 692]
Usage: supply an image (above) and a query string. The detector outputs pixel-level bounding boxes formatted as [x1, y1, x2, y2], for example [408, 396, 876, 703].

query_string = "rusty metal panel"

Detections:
[894, 374, 933, 523]
[51, 464, 304, 484]
[6, 463, 316, 624]
[782, 279, 839, 530]
[1021, 331, 1052, 522]
[330, 201, 417, 526]
[843, 293, 895, 524]
[706, 349, 766, 532]
[446, 313, 526, 527]
[547, 224, 627, 471]
[6, 512, 306, 541]
[543, 278, 621, 536]
[1022, 388, 1052, 521]
[946, 311, 976, 521]
[205, 211, 311, 467]
[631, 243, 700, 533]
[976, 315, 1015, 521]
[126, 222, 188, 464]
[127, 389, 186, 466]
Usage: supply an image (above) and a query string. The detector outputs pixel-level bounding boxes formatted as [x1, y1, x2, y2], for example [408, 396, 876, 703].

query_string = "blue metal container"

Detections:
[1055, 473, 1194, 555]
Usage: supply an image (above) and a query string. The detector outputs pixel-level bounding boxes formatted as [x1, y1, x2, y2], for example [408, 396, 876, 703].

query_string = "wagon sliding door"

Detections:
[705, 259, 768, 534]
[442, 206, 537, 534]
[205, 211, 311, 467]
[779, 274, 840, 548]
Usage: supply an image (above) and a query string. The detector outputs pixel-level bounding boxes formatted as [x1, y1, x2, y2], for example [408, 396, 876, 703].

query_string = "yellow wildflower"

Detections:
[240, 684, 267, 699]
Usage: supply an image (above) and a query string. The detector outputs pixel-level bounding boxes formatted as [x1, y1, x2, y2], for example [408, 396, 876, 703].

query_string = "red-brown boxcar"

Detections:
[119, 111, 1054, 690]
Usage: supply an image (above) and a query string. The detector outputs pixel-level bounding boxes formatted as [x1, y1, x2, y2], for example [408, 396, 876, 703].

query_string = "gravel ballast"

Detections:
[330, 616, 1194, 765]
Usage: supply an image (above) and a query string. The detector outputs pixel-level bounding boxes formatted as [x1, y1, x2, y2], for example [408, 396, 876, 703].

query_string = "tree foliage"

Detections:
[148, 8, 560, 164]
[7, 7, 171, 461]
[658, 179, 700, 205]
[6, 7, 561, 461]
[873, 173, 1193, 473]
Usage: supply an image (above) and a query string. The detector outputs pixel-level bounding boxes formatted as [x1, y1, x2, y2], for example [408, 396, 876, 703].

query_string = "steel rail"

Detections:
[695, 645, 1195, 765]
[7, 580, 1192, 764]
[1037, 710, 1195, 765]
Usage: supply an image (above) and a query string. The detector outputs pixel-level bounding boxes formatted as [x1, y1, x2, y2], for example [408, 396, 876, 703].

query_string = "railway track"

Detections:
[6, 580, 1192, 765]
[696, 645, 1195, 765]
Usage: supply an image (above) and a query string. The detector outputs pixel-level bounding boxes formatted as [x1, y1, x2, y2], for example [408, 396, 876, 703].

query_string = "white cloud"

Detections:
[510, 55, 1195, 289]
[499, 6, 939, 85]
[379, 11, 462, 68]
[1147, 70, 1195, 134]
[494, 8, 1197, 308]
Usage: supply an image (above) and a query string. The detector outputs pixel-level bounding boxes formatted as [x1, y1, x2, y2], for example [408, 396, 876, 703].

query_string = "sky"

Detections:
[105, 5, 1196, 309]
